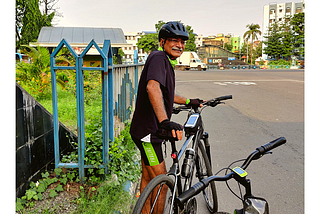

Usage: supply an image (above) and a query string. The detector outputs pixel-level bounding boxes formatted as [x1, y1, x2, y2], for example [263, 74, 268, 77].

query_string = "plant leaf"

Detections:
[55, 184, 64, 192]
[60, 177, 68, 185]
[41, 172, 49, 178]
[49, 189, 58, 198]
[37, 183, 46, 193]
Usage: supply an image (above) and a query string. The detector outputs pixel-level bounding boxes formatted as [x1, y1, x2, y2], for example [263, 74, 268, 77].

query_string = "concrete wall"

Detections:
[16, 83, 77, 198]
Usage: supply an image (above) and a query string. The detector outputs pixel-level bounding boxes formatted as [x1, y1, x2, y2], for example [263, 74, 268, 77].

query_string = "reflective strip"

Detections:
[142, 142, 159, 166]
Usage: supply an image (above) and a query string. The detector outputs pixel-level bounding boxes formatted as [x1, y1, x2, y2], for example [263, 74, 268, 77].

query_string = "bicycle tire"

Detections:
[132, 174, 180, 214]
[197, 139, 218, 213]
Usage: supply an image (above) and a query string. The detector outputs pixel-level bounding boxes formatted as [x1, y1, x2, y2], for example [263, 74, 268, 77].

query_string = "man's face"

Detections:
[161, 38, 186, 59]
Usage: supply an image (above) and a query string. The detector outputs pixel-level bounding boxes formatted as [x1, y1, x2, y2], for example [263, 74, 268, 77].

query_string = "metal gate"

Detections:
[50, 39, 141, 182]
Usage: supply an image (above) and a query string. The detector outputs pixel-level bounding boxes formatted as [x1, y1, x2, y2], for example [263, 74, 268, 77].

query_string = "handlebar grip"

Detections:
[176, 181, 206, 207]
[256, 137, 286, 154]
[215, 95, 232, 101]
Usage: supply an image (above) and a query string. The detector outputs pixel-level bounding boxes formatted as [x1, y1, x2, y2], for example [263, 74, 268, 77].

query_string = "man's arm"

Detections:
[147, 80, 182, 140]
[174, 94, 188, 105]
[146, 80, 168, 123]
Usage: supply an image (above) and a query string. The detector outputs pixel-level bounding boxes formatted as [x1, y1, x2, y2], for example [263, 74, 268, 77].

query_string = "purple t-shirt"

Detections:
[130, 50, 175, 143]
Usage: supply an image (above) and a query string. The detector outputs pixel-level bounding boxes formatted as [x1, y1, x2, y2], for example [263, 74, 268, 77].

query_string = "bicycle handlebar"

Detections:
[173, 95, 233, 114]
[175, 137, 286, 206]
[241, 137, 286, 169]
[159, 95, 233, 141]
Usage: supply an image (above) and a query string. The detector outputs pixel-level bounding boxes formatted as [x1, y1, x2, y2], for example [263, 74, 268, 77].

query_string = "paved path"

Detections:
[166, 69, 304, 213]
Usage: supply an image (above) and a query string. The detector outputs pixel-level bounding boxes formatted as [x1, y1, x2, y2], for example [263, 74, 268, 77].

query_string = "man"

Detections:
[130, 21, 202, 212]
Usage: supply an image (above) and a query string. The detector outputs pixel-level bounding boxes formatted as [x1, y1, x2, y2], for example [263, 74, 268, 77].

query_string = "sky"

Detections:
[52, 0, 302, 39]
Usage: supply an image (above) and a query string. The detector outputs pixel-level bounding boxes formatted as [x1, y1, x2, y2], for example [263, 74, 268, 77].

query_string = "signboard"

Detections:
[207, 58, 222, 65]
[228, 57, 236, 61]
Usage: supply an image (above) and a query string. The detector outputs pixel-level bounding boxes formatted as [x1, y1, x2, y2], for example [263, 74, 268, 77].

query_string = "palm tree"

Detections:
[243, 24, 261, 65]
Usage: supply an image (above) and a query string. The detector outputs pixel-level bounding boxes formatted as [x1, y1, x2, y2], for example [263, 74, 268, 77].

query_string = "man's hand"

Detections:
[159, 119, 183, 140]
[187, 98, 204, 108]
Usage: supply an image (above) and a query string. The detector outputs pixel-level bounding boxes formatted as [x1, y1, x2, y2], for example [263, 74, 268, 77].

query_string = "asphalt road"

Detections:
[165, 69, 304, 214]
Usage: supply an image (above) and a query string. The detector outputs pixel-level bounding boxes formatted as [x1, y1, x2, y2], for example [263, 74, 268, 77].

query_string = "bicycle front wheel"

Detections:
[133, 174, 180, 214]
[196, 139, 218, 213]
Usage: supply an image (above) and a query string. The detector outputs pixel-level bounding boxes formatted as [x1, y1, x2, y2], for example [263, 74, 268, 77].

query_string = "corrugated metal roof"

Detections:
[37, 27, 127, 45]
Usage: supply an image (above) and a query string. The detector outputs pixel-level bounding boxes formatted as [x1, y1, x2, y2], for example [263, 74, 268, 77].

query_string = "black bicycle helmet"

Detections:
[158, 21, 189, 41]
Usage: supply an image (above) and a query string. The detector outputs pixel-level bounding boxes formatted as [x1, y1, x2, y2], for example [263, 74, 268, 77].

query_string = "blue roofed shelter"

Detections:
[34, 27, 130, 65]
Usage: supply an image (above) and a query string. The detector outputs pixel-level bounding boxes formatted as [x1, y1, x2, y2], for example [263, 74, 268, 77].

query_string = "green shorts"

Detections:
[132, 136, 164, 166]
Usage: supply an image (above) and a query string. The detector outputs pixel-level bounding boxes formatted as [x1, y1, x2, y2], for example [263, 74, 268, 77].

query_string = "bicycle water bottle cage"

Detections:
[184, 113, 201, 135]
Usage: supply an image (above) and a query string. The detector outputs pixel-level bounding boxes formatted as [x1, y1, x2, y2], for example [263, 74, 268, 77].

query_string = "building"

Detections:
[230, 36, 241, 53]
[34, 27, 129, 66]
[195, 34, 204, 48]
[123, 31, 153, 63]
[262, 1, 305, 59]
[197, 45, 239, 64]
[202, 34, 231, 48]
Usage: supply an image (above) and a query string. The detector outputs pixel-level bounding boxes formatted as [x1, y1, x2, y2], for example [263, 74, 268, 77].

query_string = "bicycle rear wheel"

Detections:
[133, 174, 180, 214]
[196, 139, 218, 213]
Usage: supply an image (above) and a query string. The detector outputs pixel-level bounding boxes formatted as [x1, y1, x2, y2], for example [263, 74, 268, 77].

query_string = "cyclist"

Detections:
[130, 21, 202, 212]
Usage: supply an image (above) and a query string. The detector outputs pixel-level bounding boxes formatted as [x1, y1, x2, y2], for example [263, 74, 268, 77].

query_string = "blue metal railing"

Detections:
[50, 39, 142, 182]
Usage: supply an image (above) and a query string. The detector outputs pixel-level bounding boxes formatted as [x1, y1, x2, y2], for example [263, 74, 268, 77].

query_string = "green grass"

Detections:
[76, 178, 137, 214]
[38, 85, 102, 133]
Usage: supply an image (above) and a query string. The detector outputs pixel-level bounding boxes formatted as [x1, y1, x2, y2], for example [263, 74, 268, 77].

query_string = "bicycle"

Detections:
[176, 137, 286, 214]
[133, 95, 233, 214]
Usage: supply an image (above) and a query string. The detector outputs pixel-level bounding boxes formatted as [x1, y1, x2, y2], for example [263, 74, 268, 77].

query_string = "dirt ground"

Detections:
[17, 181, 82, 214]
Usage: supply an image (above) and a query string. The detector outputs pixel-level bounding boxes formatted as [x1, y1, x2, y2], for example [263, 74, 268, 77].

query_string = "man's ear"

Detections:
[159, 39, 164, 47]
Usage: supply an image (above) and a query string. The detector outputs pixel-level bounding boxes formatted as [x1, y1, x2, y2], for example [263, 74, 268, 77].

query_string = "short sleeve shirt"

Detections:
[130, 50, 175, 143]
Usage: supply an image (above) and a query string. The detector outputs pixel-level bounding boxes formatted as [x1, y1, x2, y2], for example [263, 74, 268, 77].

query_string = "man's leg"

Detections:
[141, 159, 167, 214]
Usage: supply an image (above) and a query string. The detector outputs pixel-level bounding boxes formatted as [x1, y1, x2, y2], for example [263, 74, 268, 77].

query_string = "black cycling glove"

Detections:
[159, 119, 183, 131]
[187, 98, 203, 108]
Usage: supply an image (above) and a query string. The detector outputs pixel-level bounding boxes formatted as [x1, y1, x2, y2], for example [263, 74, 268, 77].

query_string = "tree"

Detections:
[263, 12, 304, 60]
[243, 24, 261, 64]
[155, 20, 166, 32]
[39, 0, 62, 17]
[184, 25, 196, 52]
[290, 12, 305, 58]
[137, 33, 159, 53]
[263, 22, 283, 60]
[280, 17, 295, 60]
[16, 0, 25, 43]
[16, 0, 56, 49]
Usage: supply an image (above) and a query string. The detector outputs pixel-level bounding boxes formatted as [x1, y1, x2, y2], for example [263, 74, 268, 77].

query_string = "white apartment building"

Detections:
[262, 0, 304, 60]
[195, 34, 204, 48]
[123, 32, 152, 63]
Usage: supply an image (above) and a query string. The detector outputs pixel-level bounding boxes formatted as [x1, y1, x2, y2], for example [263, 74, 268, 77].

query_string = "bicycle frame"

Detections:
[141, 95, 233, 214]
[164, 110, 208, 213]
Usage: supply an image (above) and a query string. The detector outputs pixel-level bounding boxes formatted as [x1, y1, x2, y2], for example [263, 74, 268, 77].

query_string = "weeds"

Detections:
[16, 49, 140, 213]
